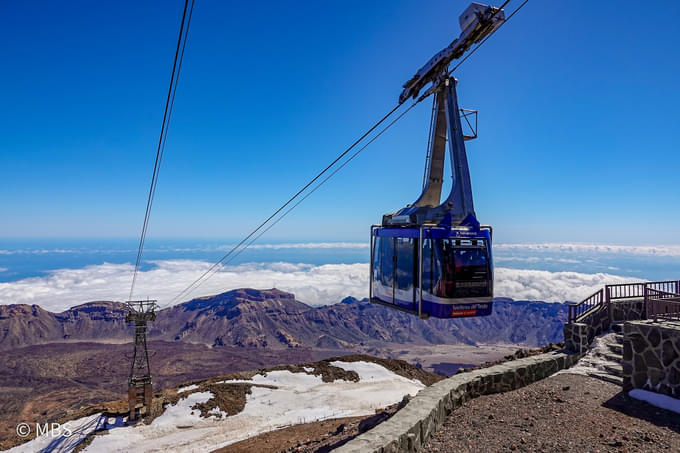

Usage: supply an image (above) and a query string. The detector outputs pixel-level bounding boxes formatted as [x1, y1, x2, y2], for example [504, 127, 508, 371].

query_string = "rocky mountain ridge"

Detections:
[0, 288, 568, 351]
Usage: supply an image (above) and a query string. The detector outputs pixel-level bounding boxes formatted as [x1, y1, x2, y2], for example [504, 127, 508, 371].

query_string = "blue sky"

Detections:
[1, 0, 679, 244]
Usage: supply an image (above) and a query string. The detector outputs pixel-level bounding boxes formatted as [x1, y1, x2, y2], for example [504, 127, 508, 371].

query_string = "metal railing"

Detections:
[568, 289, 603, 323]
[647, 287, 680, 322]
[567, 280, 680, 323]
[607, 280, 679, 301]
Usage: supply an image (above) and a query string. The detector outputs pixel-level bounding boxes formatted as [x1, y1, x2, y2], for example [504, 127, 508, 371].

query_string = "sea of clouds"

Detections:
[2, 242, 680, 256]
[495, 243, 680, 257]
[0, 259, 643, 312]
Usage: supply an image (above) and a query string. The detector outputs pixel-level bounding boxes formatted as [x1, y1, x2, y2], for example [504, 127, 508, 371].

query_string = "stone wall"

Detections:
[611, 299, 645, 323]
[334, 351, 581, 453]
[563, 298, 645, 353]
[622, 320, 680, 398]
[563, 304, 609, 353]
[564, 322, 589, 353]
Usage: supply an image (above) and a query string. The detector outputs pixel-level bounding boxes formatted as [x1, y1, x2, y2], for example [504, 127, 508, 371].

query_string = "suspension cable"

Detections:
[165, 100, 407, 306]
[163, 101, 420, 307]
[129, 0, 195, 301]
[447, 0, 527, 76]
[163, 0, 529, 306]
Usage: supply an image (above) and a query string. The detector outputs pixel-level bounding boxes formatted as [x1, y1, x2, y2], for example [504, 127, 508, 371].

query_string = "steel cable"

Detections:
[129, 0, 195, 301]
[163, 0, 529, 306]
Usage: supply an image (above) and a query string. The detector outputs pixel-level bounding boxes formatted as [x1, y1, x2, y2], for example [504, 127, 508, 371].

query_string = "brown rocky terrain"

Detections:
[423, 373, 680, 453]
[214, 402, 407, 453]
[0, 288, 570, 448]
[0, 340, 342, 447]
[2, 354, 441, 451]
[0, 288, 568, 351]
[0, 301, 131, 349]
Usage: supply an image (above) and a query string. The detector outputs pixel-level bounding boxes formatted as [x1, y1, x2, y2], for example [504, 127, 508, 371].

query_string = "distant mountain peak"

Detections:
[341, 296, 359, 304]
[177, 288, 301, 313]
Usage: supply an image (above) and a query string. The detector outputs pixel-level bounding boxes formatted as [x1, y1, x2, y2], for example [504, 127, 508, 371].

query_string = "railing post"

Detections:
[643, 284, 649, 319]
[568, 304, 572, 323]
[605, 286, 612, 324]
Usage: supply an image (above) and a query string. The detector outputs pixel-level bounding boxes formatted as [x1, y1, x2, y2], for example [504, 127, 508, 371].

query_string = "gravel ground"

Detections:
[423, 373, 680, 453]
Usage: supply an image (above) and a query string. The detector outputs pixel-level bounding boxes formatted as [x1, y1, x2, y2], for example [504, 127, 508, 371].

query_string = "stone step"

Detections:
[608, 343, 623, 355]
[614, 334, 624, 345]
[595, 351, 622, 363]
[611, 323, 624, 333]
[587, 371, 623, 386]
[602, 363, 624, 378]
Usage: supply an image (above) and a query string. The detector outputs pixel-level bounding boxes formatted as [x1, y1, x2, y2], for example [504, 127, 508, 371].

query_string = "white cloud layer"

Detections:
[495, 243, 680, 257]
[2, 241, 679, 256]
[493, 268, 642, 303]
[0, 259, 647, 312]
[0, 242, 368, 256]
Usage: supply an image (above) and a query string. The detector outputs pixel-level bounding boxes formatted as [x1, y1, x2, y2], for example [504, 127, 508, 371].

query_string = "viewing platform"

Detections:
[564, 280, 680, 399]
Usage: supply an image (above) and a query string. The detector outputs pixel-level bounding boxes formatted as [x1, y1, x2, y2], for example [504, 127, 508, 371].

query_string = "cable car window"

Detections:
[395, 238, 415, 296]
[432, 239, 454, 297]
[379, 237, 394, 289]
[372, 235, 381, 282]
[430, 239, 490, 298]
[453, 246, 489, 297]
[422, 239, 433, 294]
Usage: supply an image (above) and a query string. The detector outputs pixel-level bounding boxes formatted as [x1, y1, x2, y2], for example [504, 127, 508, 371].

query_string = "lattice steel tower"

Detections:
[126, 299, 158, 420]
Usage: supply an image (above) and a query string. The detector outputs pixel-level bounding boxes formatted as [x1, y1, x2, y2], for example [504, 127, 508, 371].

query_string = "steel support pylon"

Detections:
[125, 299, 158, 421]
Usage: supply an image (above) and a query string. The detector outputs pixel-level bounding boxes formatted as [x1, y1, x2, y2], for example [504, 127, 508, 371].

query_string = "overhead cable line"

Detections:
[165, 0, 529, 306]
[447, 0, 527, 76]
[163, 101, 420, 307]
[165, 101, 406, 306]
[129, 0, 195, 301]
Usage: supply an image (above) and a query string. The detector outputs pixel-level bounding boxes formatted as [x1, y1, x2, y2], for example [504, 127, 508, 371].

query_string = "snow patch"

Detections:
[177, 384, 199, 393]
[556, 333, 620, 377]
[6, 413, 105, 453]
[75, 361, 423, 452]
[331, 360, 420, 384]
[629, 389, 680, 414]
[83, 392, 218, 453]
[151, 391, 214, 428]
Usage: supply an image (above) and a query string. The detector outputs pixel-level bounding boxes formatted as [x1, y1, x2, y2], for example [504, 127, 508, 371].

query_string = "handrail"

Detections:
[567, 280, 680, 323]
[607, 280, 679, 301]
[647, 287, 680, 322]
[568, 289, 603, 323]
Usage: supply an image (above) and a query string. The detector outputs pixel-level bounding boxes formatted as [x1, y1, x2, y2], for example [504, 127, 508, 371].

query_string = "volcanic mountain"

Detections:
[0, 288, 568, 351]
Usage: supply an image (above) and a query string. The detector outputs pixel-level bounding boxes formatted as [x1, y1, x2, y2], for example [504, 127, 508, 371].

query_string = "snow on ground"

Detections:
[5, 413, 105, 453]
[177, 384, 199, 393]
[555, 333, 619, 377]
[630, 389, 680, 415]
[151, 391, 213, 428]
[556, 332, 680, 416]
[331, 360, 416, 383]
[76, 360, 424, 453]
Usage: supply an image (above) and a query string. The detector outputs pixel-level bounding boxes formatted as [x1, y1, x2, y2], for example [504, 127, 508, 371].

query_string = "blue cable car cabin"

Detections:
[369, 3, 504, 318]
[370, 225, 493, 319]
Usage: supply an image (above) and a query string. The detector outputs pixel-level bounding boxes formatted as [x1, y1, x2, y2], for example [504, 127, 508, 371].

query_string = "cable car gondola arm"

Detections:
[399, 2, 506, 104]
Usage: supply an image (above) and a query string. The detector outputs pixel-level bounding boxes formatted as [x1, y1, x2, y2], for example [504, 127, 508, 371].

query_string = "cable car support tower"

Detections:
[126, 299, 158, 421]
